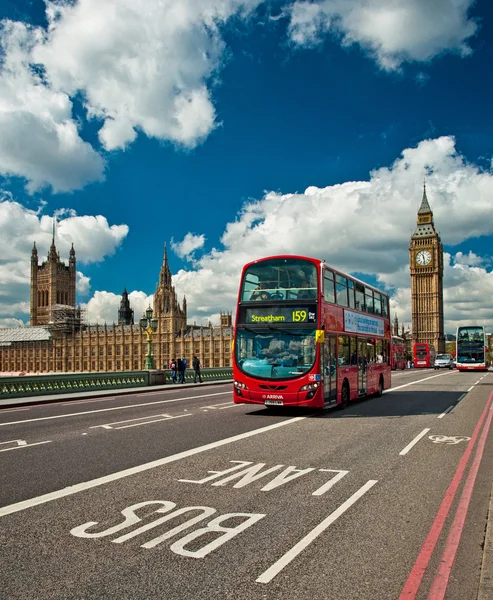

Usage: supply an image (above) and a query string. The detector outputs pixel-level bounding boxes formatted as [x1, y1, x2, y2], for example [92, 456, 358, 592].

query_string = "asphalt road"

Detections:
[1, 369, 492, 600]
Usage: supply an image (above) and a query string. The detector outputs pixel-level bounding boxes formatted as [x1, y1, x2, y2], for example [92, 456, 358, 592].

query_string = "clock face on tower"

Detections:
[415, 250, 432, 266]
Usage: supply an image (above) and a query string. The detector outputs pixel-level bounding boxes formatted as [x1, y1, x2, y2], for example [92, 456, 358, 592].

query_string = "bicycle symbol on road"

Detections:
[429, 435, 470, 445]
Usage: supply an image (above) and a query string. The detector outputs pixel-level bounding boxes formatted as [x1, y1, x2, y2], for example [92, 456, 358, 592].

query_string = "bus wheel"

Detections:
[377, 376, 384, 397]
[339, 381, 350, 408]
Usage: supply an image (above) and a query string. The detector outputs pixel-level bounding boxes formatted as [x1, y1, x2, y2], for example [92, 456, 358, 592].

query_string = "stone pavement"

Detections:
[478, 481, 493, 599]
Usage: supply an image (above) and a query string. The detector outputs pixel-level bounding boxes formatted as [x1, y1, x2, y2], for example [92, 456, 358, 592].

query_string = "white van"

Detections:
[434, 354, 453, 369]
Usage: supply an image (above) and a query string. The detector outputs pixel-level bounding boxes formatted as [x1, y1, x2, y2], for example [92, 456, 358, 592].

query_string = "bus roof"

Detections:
[242, 254, 389, 299]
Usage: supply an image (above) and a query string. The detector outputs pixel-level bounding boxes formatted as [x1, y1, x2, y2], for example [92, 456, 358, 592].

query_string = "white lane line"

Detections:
[0, 407, 29, 413]
[256, 480, 378, 584]
[475, 380, 481, 385]
[438, 406, 454, 419]
[399, 428, 431, 456]
[0, 416, 305, 518]
[0, 391, 230, 427]
[468, 386, 474, 392]
[386, 371, 456, 394]
[90, 413, 191, 430]
[61, 398, 115, 406]
[0, 440, 52, 453]
[202, 401, 233, 409]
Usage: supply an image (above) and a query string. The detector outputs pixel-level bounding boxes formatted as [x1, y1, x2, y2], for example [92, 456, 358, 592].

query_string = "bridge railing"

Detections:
[0, 368, 232, 400]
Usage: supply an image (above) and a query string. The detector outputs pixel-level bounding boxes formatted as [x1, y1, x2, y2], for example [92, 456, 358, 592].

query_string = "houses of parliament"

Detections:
[0, 241, 232, 374]
[0, 185, 445, 374]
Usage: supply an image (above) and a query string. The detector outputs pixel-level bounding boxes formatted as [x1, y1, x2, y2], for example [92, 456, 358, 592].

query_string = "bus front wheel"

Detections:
[339, 381, 350, 408]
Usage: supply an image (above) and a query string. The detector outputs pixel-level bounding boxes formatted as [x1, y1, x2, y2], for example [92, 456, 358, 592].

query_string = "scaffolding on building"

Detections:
[48, 304, 86, 335]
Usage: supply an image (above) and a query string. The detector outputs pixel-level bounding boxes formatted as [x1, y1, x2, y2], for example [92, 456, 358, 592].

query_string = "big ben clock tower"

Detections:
[409, 183, 445, 353]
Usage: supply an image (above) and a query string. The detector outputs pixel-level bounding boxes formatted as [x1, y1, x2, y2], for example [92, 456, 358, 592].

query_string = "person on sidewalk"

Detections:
[169, 358, 177, 384]
[178, 356, 187, 383]
[192, 355, 202, 383]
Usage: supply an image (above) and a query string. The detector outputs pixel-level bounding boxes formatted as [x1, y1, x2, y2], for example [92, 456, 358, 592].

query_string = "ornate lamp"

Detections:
[140, 305, 158, 369]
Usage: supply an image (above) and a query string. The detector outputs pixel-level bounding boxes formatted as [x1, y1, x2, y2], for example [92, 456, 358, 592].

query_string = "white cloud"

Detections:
[0, 20, 105, 192]
[0, 194, 129, 324]
[77, 272, 91, 295]
[171, 233, 206, 260]
[83, 290, 152, 325]
[33, 0, 263, 151]
[453, 251, 487, 267]
[0, 0, 263, 189]
[286, 0, 478, 70]
[167, 136, 493, 333]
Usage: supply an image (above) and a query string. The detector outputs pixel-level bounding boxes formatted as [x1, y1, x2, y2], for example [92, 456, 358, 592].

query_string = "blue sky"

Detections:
[0, 0, 492, 334]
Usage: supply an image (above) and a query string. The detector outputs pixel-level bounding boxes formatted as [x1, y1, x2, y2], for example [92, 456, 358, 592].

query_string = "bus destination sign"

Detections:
[242, 306, 317, 324]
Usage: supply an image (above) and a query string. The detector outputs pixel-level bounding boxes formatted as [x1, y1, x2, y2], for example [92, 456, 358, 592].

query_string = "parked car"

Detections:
[434, 353, 454, 369]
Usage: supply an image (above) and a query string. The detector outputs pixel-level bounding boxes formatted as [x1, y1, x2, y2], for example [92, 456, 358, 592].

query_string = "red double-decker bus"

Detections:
[390, 336, 407, 370]
[413, 342, 435, 368]
[233, 255, 391, 409]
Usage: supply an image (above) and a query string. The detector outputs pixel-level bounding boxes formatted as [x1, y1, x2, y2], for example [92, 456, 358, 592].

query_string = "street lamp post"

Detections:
[139, 306, 159, 369]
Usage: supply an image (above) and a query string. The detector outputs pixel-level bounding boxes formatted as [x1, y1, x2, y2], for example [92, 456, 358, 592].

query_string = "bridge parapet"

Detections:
[0, 368, 232, 400]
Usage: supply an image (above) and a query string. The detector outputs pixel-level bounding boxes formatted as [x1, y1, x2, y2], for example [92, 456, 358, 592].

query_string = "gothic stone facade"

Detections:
[0, 245, 232, 373]
[409, 185, 446, 353]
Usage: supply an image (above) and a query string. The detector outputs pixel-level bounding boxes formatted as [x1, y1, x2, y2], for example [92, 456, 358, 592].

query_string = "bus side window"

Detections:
[355, 284, 365, 311]
[348, 280, 355, 309]
[336, 275, 348, 307]
[324, 272, 335, 303]
[365, 288, 374, 314]
[374, 293, 382, 316]
[381, 295, 389, 318]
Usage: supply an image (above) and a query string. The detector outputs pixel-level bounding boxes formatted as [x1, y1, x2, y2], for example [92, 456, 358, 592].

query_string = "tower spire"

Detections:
[159, 241, 172, 286]
[418, 180, 432, 215]
[48, 214, 58, 261]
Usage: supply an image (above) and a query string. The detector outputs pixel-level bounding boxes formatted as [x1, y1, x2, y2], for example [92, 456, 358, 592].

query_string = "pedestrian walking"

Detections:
[178, 356, 187, 383]
[193, 355, 202, 383]
[169, 358, 177, 383]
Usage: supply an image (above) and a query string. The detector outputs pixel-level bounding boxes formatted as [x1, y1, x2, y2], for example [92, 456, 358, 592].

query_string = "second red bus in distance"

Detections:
[233, 255, 391, 410]
[390, 335, 407, 370]
[413, 342, 435, 368]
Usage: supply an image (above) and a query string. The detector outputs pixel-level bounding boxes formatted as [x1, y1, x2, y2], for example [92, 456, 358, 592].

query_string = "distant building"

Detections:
[0, 243, 232, 373]
[118, 288, 134, 326]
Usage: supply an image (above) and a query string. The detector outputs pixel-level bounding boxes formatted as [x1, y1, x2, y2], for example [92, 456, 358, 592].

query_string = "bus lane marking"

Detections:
[0, 439, 52, 452]
[67, 463, 355, 564]
[178, 460, 349, 495]
[70, 500, 265, 557]
[90, 413, 191, 430]
[399, 429, 431, 456]
[256, 479, 378, 584]
[0, 391, 230, 427]
[437, 406, 454, 419]
[0, 417, 305, 517]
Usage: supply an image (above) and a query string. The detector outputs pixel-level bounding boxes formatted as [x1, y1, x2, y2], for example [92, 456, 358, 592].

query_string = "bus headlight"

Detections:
[300, 382, 319, 392]
[234, 381, 248, 389]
